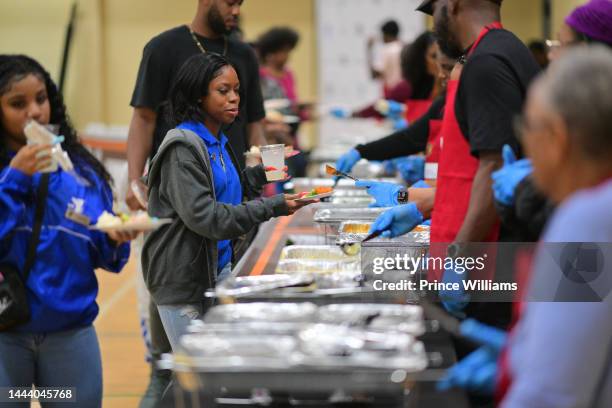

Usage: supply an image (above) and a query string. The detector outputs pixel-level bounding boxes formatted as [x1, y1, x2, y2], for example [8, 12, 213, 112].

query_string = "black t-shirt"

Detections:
[455, 29, 541, 157]
[130, 25, 266, 168]
[356, 95, 446, 161]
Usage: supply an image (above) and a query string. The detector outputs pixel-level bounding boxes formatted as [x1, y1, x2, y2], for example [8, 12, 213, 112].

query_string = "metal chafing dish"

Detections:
[164, 324, 428, 401]
[314, 207, 389, 244]
[211, 274, 315, 298]
[360, 226, 431, 283]
[316, 304, 425, 336]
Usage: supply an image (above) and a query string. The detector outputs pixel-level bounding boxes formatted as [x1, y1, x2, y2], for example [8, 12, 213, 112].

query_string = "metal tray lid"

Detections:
[204, 302, 318, 324]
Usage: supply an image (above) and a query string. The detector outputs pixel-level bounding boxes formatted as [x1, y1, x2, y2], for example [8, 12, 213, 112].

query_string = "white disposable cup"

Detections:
[260, 144, 285, 181]
[28, 124, 60, 173]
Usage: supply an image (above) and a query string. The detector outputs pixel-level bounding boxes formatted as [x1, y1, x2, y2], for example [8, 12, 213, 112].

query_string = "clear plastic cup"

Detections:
[260, 144, 285, 181]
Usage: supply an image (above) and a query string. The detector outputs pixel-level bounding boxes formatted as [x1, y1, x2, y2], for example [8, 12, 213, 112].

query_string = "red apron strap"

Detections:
[468, 22, 503, 56]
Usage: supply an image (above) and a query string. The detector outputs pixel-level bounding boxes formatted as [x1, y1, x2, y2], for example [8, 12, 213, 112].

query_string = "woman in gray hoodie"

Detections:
[142, 53, 313, 350]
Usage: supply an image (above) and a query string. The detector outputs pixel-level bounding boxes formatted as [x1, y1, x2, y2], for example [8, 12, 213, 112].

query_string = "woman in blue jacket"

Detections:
[0, 55, 136, 407]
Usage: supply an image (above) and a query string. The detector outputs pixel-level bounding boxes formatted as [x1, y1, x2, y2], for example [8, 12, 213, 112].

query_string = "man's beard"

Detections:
[434, 5, 464, 60]
[208, 4, 230, 36]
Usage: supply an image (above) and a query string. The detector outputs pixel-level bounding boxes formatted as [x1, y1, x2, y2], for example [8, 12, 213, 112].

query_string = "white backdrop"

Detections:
[316, 0, 426, 110]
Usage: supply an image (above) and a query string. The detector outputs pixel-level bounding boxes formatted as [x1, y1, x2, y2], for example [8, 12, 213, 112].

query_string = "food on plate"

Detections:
[96, 211, 122, 228]
[93, 210, 160, 230]
[299, 187, 333, 198]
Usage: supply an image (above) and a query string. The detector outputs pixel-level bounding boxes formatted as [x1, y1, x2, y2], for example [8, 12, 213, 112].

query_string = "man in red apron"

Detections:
[415, 0, 540, 327]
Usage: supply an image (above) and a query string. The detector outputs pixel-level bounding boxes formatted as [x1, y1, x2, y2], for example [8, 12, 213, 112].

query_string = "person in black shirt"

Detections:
[127, 0, 266, 211]
[455, 29, 540, 162]
[125, 1, 266, 406]
[416, 0, 540, 246]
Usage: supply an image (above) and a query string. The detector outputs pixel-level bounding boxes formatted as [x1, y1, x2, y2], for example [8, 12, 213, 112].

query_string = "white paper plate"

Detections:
[90, 218, 172, 232]
[296, 191, 334, 202]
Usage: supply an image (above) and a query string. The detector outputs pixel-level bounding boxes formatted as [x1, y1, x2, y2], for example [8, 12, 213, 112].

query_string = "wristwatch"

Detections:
[397, 189, 410, 204]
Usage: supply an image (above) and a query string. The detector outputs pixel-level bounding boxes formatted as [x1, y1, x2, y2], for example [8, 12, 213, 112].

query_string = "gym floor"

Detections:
[81, 254, 149, 408]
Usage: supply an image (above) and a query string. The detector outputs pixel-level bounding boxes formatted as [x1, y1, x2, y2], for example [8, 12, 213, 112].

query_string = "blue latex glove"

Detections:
[439, 263, 470, 318]
[386, 100, 405, 116]
[437, 319, 507, 394]
[369, 203, 424, 238]
[392, 118, 408, 130]
[335, 149, 361, 176]
[383, 160, 397, 175]
[491, 145, 533, 206]
[396, 156, 425, 185]
[355, 180, 403, 208]
[410, 179, 431, 189]
[330, 107, 351, 119]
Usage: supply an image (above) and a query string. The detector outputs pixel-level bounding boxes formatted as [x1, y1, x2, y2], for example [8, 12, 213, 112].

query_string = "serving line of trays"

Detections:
[169, 201, 439, 406]
[161, 303, 429, 402]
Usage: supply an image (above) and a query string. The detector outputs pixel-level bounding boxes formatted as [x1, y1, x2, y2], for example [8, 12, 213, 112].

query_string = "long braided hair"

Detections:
[0, 54, 111, 184]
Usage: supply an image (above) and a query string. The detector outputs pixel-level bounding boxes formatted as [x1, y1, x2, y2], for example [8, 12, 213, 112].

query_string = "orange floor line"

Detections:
[249, 216, 292, 276]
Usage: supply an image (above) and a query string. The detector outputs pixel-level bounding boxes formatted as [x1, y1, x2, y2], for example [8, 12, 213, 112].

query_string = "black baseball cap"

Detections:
[417, 0, 503, 16]
[416, 0, 435, 16]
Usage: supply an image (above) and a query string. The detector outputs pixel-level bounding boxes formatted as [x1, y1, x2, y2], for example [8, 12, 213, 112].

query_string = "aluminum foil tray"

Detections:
[313, 207, 389, 224]
[363, 225, 431, 247]
[187, 320, 306, 336]
[316, 304, 425, 335]
[178, 334, 296, 370]
[213, 274, 315, 298]
[175, 325, 427, 372]
[296, 324, 428, 371]
[336, 221, 373, 244]
[279, 245, 359, 261]
[275, 259, 361, 275]
[204, 302, 317, 324]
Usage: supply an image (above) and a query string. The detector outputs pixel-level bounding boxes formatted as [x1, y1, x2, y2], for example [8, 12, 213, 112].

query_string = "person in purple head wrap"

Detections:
[552, 0, 612, 60]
